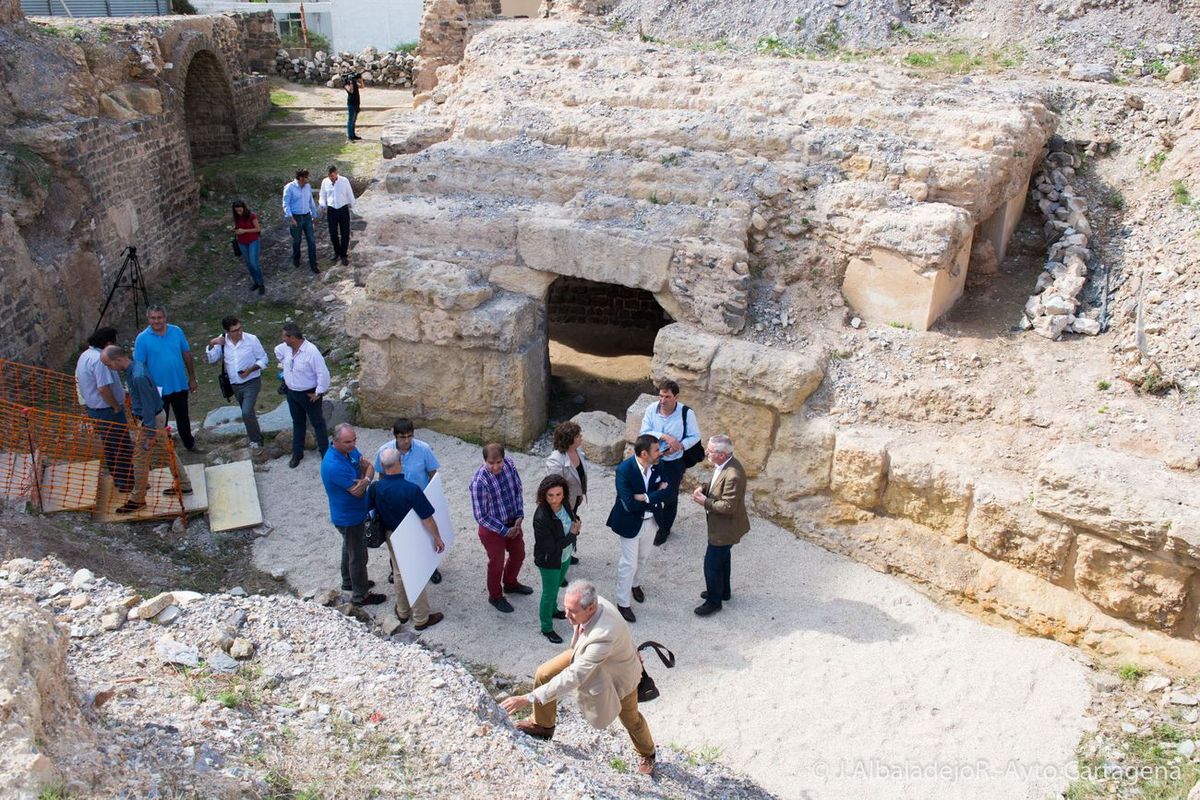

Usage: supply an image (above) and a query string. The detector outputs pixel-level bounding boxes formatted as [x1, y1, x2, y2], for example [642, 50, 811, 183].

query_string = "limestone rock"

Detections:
[364, 257, 494, 310]
[624, 393, 658, 445]
[650, 324, 720, 386]
[1032, 314, 1070, 340]
[1073, 535, 1191, 631]
[517, 218, 672, 293]
[229, 637, 256, 660]
[755, 418, 835, 515]
[133, 592, 175, 620]
[313, 589, 341, 607]
[707, 339, 825, 414]
[1167, 64, 1193, 83]
[69, 568, 95, 588]
[1069, 63, 1116, 82]
[1035, 444, 1198, 554]
[337, 603, 371, 623]
[967, 479, 1074, 581]
[0, 588, 95, 797]
[830, 430, 890, 510]
[882, 451, 974, 541]
[205, 650, 240, 674]
[155, 636, 200, 668]
[153, 605, 181, 625]
[571, 411, 626, 466]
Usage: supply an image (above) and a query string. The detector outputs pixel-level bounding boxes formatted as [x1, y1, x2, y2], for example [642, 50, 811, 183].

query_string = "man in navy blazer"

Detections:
[606, 434, 671, 622]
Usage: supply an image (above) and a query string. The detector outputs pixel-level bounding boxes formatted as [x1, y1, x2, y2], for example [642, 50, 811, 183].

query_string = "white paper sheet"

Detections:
[386, 473, 455, 607]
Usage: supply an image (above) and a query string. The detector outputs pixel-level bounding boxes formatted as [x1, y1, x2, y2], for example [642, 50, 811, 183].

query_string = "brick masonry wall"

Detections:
[547, 275, 672, 331]
[413, 0, 502, 92]
[0, 15, 270, 369]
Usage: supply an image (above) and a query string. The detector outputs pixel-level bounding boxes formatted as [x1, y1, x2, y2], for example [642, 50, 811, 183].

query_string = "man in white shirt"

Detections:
[318, 164, 355, 267]
[206, 315, 270, 449]
[276, 322, 331, 468]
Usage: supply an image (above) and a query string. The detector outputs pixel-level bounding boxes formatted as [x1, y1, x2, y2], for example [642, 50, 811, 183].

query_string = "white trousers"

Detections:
[615, 516, 658, 606]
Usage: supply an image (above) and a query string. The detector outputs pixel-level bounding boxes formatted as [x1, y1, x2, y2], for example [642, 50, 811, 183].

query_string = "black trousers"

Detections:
[703, 543, 733, 606]
[286, 387, 328, 458]
[160, 390, 195, 450]
[326, 205, 351, 258]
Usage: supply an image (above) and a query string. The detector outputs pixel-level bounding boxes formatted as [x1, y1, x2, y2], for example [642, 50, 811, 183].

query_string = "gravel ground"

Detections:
[254, 426, 1097, 800]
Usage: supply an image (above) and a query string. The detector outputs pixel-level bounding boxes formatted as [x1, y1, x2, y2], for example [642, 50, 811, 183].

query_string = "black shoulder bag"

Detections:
[680, 404, 705, 469]
[215, 342, 235, 402]
[636, 641, 675, 703]
[363, 483, 386, 549]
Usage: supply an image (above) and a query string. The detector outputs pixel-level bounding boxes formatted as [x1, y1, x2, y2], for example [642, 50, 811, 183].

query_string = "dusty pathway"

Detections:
[254, 427, 1094, 800]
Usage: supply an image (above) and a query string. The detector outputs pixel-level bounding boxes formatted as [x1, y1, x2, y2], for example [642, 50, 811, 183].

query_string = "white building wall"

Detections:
[329, 0, 423, 52]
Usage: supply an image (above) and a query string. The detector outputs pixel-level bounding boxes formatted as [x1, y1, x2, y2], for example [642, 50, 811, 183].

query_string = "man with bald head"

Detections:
[321, 423, 382, 606]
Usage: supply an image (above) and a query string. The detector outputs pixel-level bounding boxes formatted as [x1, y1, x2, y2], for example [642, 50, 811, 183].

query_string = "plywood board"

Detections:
[204, 460, 262, 532]
[0, 453, 33, 501]
[94, 463, 208, 523]
[388, 473, 455, 607]
[41, 460, 100, 513]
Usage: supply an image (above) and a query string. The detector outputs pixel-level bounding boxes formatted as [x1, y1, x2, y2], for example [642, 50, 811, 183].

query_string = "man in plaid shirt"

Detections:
[470, 442, 534, 613]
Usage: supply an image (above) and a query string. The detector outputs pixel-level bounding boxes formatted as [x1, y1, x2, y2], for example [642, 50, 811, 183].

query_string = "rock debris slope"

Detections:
[0, 557, 772, 800]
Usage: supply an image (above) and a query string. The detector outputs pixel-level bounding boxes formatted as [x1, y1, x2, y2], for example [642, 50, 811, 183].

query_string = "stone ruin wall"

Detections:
[349, 20, 1200, 667]
[0, 5, 275, 369]
[412, 0, 502, 92]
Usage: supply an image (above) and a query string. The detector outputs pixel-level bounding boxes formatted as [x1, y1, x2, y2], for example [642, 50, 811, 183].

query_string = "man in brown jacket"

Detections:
[500, 579, 657, 775]
[690, 434, 750, 617]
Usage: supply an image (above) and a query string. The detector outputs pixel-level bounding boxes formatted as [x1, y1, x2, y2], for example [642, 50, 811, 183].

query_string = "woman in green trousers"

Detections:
[532, 474, 579, 644]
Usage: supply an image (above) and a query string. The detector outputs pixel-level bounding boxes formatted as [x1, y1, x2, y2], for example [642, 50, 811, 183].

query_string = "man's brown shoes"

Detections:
[515, 719, 555, 740]
[636, 755, 656, 776]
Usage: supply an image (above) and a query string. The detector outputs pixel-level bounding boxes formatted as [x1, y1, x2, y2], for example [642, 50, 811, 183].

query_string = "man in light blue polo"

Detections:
[282, 168, 320, 274]
[133, 305, 200, 453]
[373, 416, 444, 585]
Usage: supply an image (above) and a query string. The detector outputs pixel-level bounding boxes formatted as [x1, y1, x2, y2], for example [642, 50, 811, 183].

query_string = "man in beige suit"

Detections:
[690, 434, 750, 617]
[500, 579, 657, 775]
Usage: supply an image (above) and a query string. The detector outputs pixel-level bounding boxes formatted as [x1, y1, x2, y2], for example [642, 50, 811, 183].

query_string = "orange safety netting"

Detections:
[0, 360, 189, 522]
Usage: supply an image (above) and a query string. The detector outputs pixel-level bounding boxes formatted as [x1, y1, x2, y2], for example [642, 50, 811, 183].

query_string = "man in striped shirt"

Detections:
[469, 442, 533, 613]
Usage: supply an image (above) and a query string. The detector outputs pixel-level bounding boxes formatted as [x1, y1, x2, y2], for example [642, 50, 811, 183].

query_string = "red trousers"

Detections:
[478, 525, 525, 599]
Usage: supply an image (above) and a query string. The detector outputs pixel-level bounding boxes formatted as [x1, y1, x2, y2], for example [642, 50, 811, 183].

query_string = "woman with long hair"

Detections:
[532, 473, 579, 644]
[545, 420, 587, 565]
[231, 199, 264, 295]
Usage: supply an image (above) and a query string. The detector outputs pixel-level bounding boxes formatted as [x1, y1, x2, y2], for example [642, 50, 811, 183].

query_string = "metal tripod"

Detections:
[94, 246, 150, 335]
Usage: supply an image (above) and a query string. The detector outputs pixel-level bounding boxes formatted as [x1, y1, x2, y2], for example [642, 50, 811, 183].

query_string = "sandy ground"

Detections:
[254, 426, 1095, 800]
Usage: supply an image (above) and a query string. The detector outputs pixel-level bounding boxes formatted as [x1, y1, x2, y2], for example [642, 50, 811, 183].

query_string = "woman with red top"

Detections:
[231, 200, 265, 295]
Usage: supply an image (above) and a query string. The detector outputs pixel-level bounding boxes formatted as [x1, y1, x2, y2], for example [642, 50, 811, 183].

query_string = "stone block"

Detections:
[624, 393, 657, 444]
[842, 238, 971, 332]
[967, 478, 1074, 581]
[346, 299, 423, 342]
[755, 417, 834, 515]
[882, 451, 973, 541]
[691, 394, 775, 476]
[457, 293, 541, 351]
[365, 257, 494, 310]
[1073, 534, 1192, 632]
[517, 218, 672, 293]
[830, 429, 891, 510]
[489, 263, 557, 299]
[708, 339, 825, 413]
[650, 323, 720, 389]
[571, 411, 626, 466]
[1035, 444, 1197, 553]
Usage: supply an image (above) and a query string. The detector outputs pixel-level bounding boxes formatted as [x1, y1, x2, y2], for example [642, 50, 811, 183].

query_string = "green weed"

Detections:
[647, 194, 665, 205]
[1105, 190, 1125, 210]
[1117, 664, 1147, 682]
[270, 89, 299, 106]
[814, 21, 844, 53]
[37, 786, 68, 800]
[888, 321, 912, 330]
[216, 689, 241, 708]
[391, 42, 417, 53]
[1171, 180, 1192, 206]
[1096, 380, 1111, 391]
[609, 757, 629, 774]
[660, 154, 681, 167]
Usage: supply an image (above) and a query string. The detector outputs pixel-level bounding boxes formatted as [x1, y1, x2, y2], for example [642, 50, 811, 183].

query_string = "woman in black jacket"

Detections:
[533, 474, 579, 643]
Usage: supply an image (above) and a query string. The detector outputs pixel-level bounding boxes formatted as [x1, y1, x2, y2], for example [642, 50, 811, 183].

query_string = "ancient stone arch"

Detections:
[169, 33, 242, 159]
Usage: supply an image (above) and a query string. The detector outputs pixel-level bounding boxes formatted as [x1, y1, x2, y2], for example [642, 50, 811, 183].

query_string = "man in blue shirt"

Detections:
[368, 447, 445, 630]
[282, 169, 320, 274]
[133, 306, 200, 453]
[373, 417, 444, 585]
[639, 379, 701, 546]
[102, 346, 193, 514]
[321, 423, 383, 605]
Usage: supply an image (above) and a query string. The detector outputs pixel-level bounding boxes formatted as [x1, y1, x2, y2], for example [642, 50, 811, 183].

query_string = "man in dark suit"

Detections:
[690, 434, 750, 617]
[606, 434, 671, 623]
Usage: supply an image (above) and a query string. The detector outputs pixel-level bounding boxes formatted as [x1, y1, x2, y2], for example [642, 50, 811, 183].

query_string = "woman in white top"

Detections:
[545, 420, 588, 565]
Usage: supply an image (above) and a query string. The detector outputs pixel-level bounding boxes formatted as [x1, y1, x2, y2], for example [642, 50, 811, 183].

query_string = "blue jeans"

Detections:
[240, 239, 263, 287]
[289, 214, 317, 269]
[347, 105, 360, 140]
[232, 376, 263, 446]
[86, 406, 133, 491]
[285, 387, 328, 458]
[703, 543, 732, 606]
